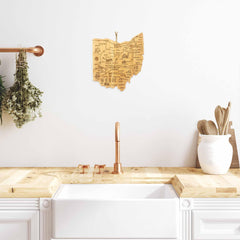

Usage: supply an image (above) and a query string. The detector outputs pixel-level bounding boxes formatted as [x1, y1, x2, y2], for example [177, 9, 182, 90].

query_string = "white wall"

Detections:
[0, 0, 239, 167]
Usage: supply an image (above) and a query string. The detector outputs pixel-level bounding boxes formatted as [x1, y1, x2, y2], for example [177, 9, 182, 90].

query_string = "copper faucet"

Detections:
[112, 122, 123, 174]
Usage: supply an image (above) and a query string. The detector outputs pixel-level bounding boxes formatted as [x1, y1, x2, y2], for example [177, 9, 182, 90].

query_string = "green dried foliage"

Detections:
[4, 50, 43, 128]
[0, 75, 6, 124]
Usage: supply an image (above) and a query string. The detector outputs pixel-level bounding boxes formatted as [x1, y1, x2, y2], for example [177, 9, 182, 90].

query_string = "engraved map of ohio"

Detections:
[93, 33, 144, 91]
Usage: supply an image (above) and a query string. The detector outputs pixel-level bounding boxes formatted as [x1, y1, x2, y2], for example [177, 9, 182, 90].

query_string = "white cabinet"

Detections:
[192, 210, 240, 239]
[0, 210, 39, 240]
[0, 195, 239, 240]
[180, 198, 240, 240]
[0, 198, 40, 240]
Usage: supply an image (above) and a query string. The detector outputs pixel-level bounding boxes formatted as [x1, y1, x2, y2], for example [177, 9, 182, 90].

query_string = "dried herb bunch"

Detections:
[0, 74, 6, 124]
[4, 50, 43, 128]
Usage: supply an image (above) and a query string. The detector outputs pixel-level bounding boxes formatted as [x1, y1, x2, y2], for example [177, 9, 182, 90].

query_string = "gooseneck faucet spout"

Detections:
[113, 122, 123, 174]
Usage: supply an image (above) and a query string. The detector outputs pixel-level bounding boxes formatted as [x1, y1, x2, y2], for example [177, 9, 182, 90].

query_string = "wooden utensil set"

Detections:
[197, 102, 231, 135]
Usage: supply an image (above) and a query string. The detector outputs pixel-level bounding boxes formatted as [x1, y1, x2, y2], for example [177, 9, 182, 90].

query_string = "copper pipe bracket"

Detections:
[32, 46, 44, 56]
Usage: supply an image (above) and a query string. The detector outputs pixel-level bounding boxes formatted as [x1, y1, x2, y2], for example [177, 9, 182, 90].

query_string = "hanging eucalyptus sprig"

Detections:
[4, 50, 43, 128]
[0, 74, 6, 124]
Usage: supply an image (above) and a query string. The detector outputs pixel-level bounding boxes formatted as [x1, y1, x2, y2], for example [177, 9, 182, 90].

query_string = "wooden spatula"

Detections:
[215, 105, 224, 135]
[222, 102, 231, 135]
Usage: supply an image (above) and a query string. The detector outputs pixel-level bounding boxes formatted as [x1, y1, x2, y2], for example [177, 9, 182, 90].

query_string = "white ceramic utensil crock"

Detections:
[198, 134, 233, 174]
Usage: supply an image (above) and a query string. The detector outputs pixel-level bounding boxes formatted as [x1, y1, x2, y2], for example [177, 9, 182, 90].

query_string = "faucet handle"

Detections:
[78, 164, 90, 174]
[94, 164, 106, 174]
[82, 165, 90, 174]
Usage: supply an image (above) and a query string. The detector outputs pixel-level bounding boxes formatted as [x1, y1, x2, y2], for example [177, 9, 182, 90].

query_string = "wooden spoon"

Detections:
[215, 105, 224, 135]
[197, 120, 207, 135]
[205, 120, 218, 135]
[197, 120, 218, 135]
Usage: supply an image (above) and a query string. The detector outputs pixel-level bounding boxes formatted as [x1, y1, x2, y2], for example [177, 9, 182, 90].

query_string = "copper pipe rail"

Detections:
[0, 45, 44, 57]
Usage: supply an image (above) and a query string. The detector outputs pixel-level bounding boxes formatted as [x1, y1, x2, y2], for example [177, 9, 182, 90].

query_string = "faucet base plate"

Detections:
[112, 163, 123, 174]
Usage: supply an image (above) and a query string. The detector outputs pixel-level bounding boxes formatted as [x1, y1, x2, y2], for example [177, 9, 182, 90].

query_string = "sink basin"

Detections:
[52, 184, 179, 239]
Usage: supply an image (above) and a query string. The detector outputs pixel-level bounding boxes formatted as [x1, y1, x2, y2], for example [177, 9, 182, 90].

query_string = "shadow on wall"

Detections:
[160, 129, 198, 167]
[188, 130, 198, 167]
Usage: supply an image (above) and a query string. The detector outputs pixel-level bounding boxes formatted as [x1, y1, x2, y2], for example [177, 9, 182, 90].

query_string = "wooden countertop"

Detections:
[0, 167, 239, 198]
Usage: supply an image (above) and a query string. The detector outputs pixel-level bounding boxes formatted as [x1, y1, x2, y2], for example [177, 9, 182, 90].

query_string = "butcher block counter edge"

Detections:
[0, 167, 239, 198]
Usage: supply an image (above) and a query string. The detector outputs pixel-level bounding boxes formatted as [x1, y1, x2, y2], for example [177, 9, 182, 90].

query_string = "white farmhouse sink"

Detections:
[52, 184, 179, 239]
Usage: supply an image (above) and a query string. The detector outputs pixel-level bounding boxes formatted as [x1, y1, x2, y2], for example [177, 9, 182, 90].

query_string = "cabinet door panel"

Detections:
[192, 210, 240, 239]
[0, 210, 39, 240]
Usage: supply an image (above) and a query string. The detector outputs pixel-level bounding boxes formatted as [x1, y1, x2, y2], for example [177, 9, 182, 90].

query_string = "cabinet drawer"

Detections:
[192, 210, 240, 239]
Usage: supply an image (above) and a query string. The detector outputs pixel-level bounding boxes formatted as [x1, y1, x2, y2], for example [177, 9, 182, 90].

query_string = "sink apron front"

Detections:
[52, 184, 179, 239]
